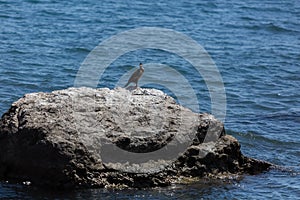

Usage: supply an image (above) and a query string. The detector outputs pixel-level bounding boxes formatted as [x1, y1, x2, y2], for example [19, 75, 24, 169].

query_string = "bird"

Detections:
[124, 63, 144, 88]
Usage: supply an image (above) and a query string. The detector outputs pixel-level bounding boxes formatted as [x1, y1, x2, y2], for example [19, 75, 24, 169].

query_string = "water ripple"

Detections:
[0, 0, 299, 198]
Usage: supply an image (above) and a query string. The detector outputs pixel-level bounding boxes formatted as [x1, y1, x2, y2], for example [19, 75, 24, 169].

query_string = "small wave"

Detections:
[24, 0, 41, 3]
[265, 23, 293, 33]
[0, 0, 12, 5]
[0, 14, 10, 19]
[270, 164, 300, 176]
[261, 110, 300, 123]
[246, 23, 297, 34]
[66, 47, 91, 53]
[226, 129, 300, 147]
[6, 50, 27, 55]
[240, 16, 256, 21]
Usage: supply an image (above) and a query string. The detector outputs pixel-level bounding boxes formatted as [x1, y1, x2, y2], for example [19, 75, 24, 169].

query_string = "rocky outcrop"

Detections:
[0, 87, 272, 188]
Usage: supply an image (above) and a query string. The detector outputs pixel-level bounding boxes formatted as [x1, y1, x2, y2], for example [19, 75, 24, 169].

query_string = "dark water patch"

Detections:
[0, 183, 26, 199]
[243, 23, 299, 34]
[0, 14, 11, 19]
[264, 23, 298, 33]
[239, 16, 256, 21]
[65, 47, 92, 54]
[24, 0, 43, 4]
[258, 109, 300, 123]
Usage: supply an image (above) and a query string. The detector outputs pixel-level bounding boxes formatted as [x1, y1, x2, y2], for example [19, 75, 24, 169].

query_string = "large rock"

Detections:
[0, 87, 272, 188]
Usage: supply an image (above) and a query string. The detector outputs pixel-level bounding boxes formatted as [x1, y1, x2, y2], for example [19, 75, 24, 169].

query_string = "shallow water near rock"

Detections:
[0, 0, 299, 199]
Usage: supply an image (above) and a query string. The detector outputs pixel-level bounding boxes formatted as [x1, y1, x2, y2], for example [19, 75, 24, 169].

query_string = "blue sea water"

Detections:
[0, 0, 300, 199]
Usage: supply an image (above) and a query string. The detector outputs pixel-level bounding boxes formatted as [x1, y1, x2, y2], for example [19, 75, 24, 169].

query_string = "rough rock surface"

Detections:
[0, 87, 272, 188]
